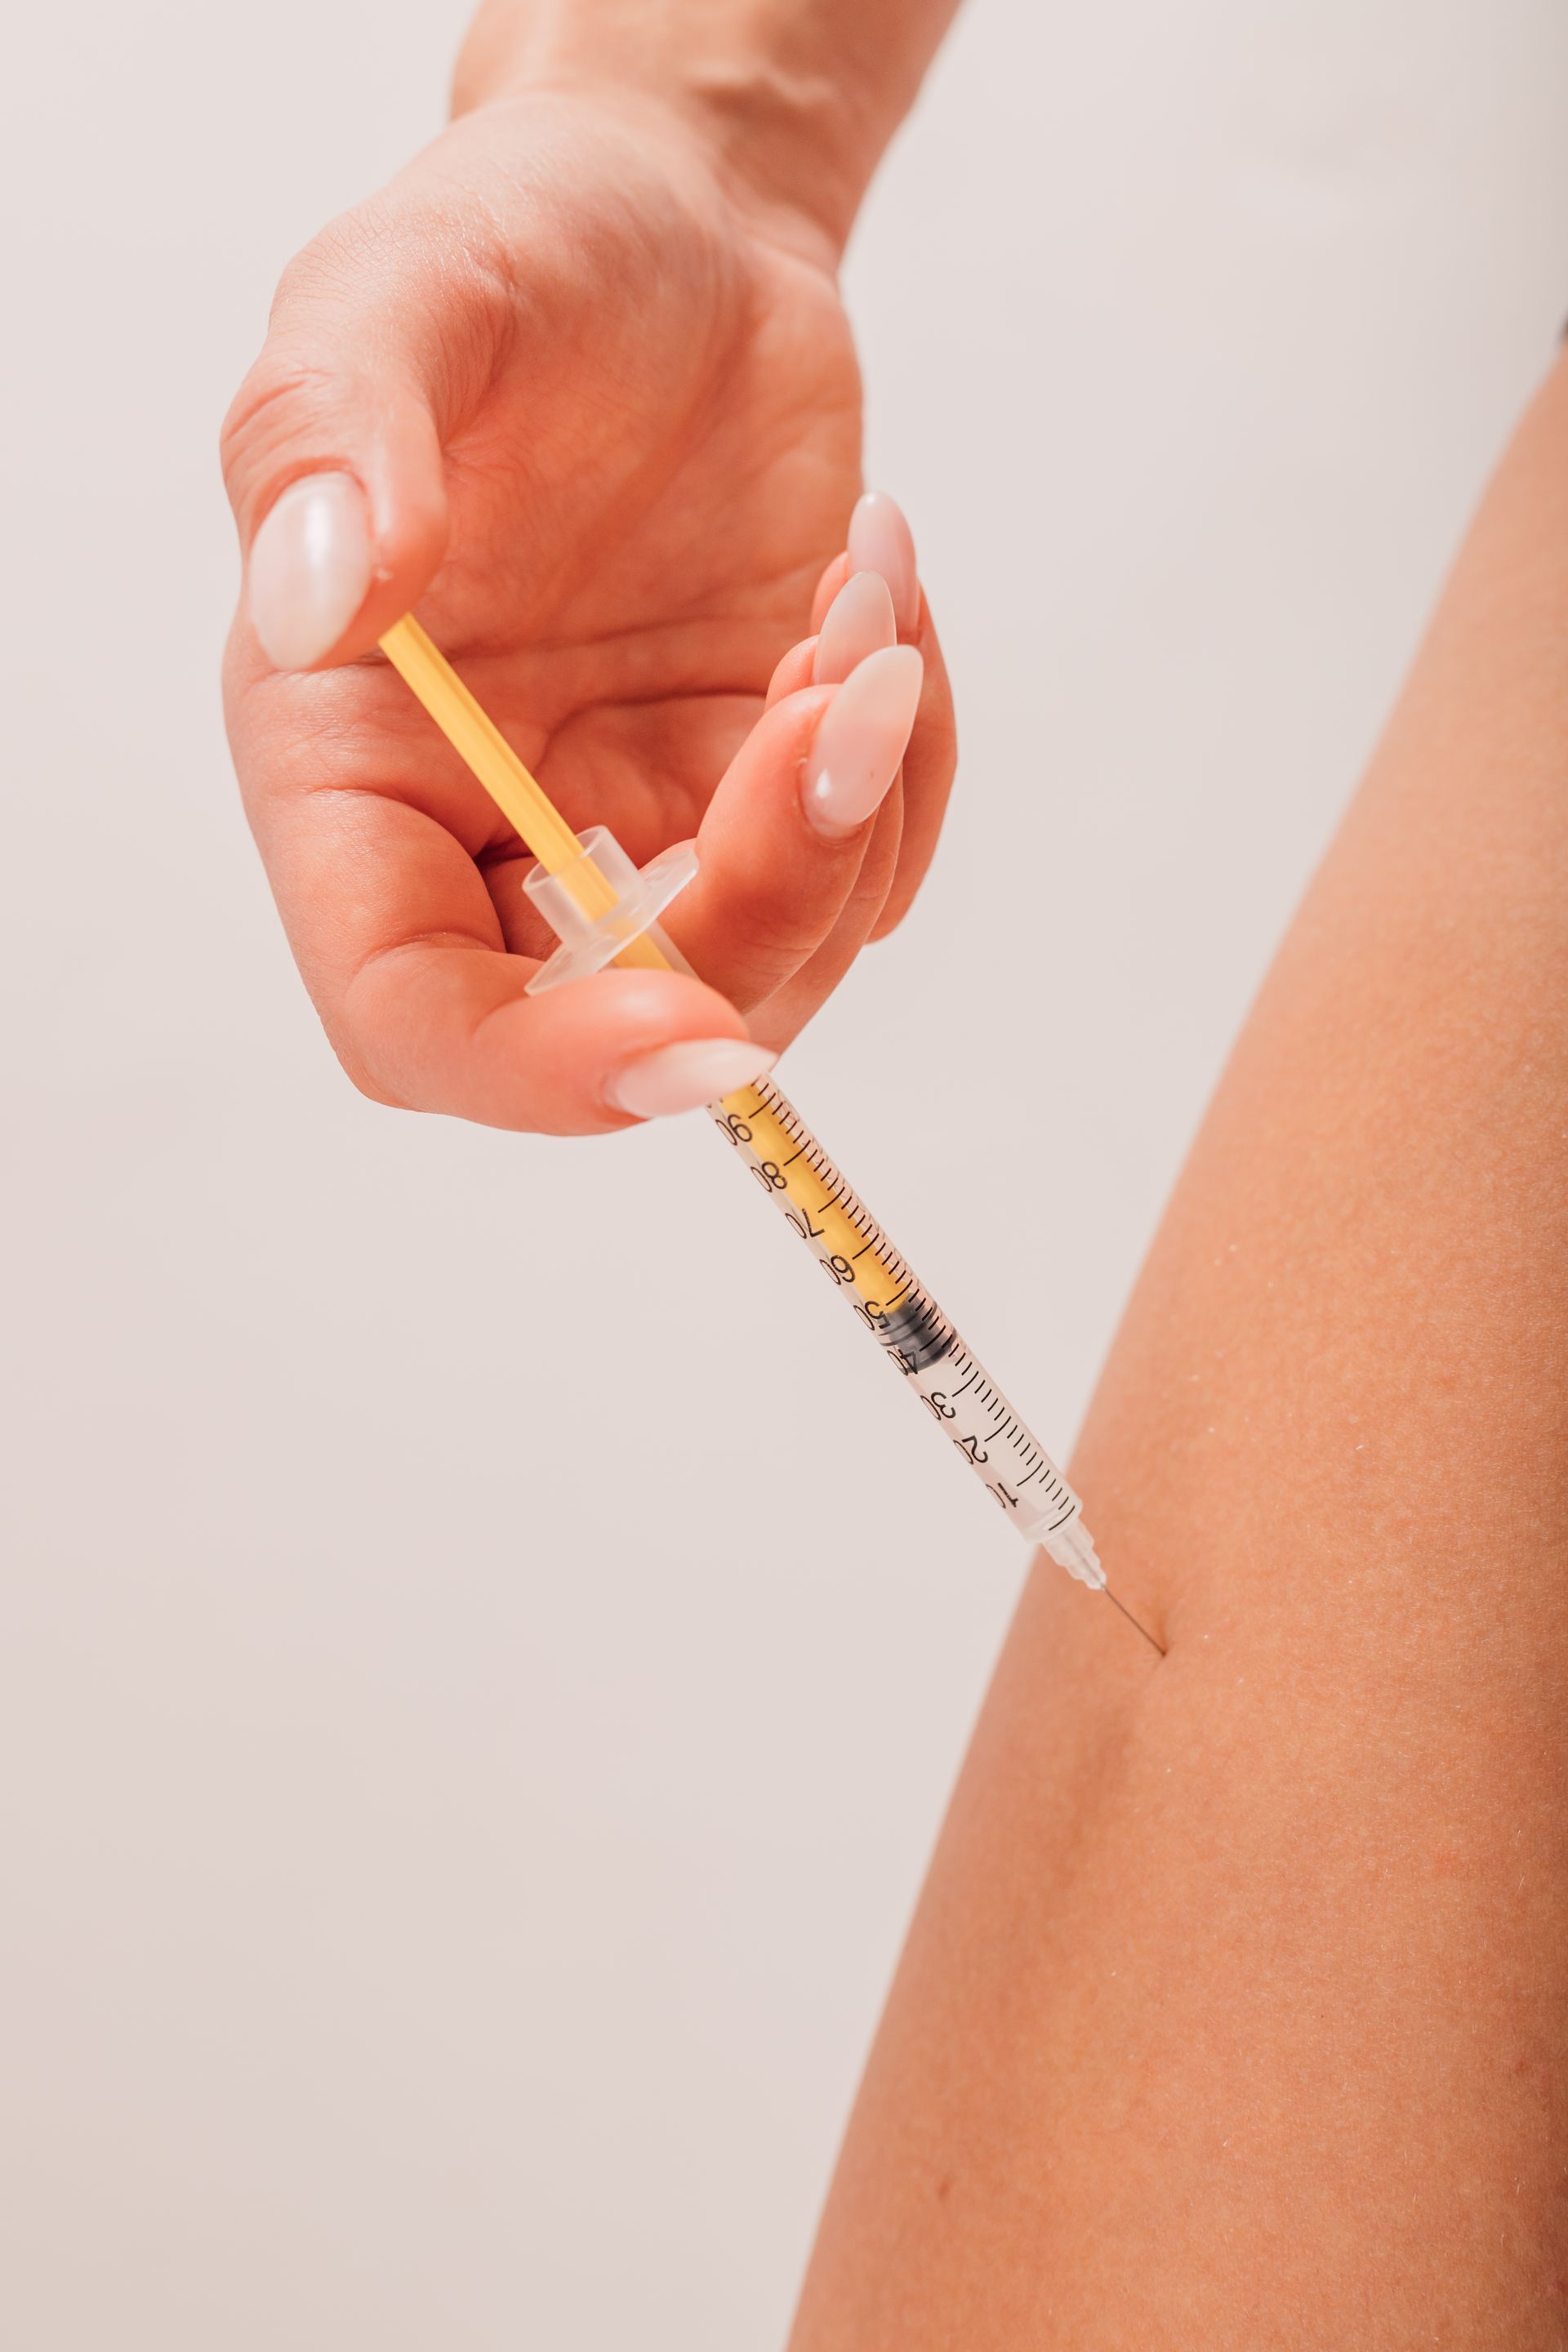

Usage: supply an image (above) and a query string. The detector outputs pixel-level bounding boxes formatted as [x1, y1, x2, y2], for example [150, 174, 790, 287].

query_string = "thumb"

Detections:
[220, 208, 456, 670]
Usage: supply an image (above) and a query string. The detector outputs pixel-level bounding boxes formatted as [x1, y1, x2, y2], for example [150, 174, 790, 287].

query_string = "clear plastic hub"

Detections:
[523, 826, 698, 996]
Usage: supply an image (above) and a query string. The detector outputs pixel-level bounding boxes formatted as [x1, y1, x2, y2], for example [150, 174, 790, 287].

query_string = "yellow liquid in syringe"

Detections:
[709, 1076, 1093, 1557]
[377, 615, 1156, 1644]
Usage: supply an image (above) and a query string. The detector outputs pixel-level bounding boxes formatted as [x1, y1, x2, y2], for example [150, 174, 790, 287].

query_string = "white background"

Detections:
[3, 2, 1567, 2343]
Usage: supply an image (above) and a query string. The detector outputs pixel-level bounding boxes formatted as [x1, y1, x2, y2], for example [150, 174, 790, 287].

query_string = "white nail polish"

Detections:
[608, 1039, 776, 1120]
[247, 472, 373, 670]
[813, 570, 898, 686]
[846, 491, 919, 635]
[802, 644, 924, 840]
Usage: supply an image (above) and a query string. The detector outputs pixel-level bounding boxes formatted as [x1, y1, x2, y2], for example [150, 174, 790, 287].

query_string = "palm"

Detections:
[405, 98, 863, 866]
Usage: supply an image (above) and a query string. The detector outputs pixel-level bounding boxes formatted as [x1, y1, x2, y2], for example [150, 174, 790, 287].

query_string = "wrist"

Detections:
[452, 1, 898, 257]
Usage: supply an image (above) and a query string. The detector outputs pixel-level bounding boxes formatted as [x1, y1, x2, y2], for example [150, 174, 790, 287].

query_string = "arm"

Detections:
[790, 354, 1568, 2345]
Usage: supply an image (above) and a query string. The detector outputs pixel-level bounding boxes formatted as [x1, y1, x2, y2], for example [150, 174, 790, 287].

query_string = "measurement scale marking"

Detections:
[704, 1074, 1103, 1583]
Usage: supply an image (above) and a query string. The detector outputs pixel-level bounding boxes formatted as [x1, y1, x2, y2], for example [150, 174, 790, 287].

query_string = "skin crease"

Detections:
[787, 356, 1568, 2348]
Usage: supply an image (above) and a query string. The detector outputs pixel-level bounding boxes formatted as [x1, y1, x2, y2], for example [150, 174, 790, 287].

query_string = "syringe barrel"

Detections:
[521, 820, 1098, 1579]
[708, 1077, 1102, 1586]
[375, 627, 1107, 1599]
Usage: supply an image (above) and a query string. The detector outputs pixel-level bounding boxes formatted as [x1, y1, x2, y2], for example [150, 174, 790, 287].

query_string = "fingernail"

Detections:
[247, 472, 373, 669]
[846, 491, 919, 634]
[813, 570, 897, 685]
[803, 644, 924, 840]
[608, 1038, 777, 1120]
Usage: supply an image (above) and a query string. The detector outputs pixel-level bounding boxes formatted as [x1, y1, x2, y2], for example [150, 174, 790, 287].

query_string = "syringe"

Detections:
[378, 614, 1161, 1654]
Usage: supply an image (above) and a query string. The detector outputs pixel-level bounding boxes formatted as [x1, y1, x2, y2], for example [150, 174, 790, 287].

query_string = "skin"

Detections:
[788, 352, 1568, 2347]
[225, 1, 1568, 2336]
[221, 2, 964, 1132]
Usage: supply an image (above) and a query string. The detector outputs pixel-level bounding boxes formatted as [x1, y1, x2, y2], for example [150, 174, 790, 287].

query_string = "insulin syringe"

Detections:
[378, 616, 1161, 1654]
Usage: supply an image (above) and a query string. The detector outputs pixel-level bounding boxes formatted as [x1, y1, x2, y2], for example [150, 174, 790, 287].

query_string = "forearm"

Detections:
[453, 0, 963, 248]
[791, 357, 1568, 2345]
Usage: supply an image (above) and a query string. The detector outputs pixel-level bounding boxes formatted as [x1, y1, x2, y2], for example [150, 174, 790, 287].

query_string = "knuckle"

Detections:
[327, 1023, 407, 1111]
[217, 203, 399, 514]
[274, 207, 383, 308]
[907, 708, 957, 794]
[219, 357, 346, 513]
[723, 882, 832, 992]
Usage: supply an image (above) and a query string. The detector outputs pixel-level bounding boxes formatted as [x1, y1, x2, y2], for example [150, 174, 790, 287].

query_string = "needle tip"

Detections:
[1102, 1581, 1165, 1657]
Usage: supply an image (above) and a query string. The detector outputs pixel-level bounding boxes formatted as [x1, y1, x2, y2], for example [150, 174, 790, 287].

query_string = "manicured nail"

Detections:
[846, 490, 919, 634]
[247, 472, 373, 670]
[608, 1038, 777, 1120]
[813, 570, 898, 685]
[803, 644, 923, 840]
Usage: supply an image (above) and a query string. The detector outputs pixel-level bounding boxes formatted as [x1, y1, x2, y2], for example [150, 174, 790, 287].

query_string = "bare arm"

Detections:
[790, 354, 1568, 2345]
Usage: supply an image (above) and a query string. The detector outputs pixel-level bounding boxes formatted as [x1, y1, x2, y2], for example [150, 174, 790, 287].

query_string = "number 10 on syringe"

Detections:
[710, 1073, 1110, 1594]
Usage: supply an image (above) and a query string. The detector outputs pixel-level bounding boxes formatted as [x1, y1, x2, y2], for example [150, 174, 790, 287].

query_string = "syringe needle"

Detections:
[1102, 1583, 1165, 1657]
[379, 613, 1155, 1646]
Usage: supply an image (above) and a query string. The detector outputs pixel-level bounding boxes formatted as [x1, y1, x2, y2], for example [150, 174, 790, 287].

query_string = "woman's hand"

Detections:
[220, 82, 956, 1132]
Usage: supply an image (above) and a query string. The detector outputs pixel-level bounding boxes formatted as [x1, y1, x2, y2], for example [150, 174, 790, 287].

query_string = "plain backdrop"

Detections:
[4, 2, 1568, 2344]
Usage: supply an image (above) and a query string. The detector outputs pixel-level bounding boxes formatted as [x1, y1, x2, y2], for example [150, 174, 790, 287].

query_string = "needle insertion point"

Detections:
[1103, 1583, 1165, 1656]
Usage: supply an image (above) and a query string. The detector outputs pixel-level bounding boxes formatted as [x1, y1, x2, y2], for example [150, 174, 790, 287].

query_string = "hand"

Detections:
[221, 84, 956, 1133]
